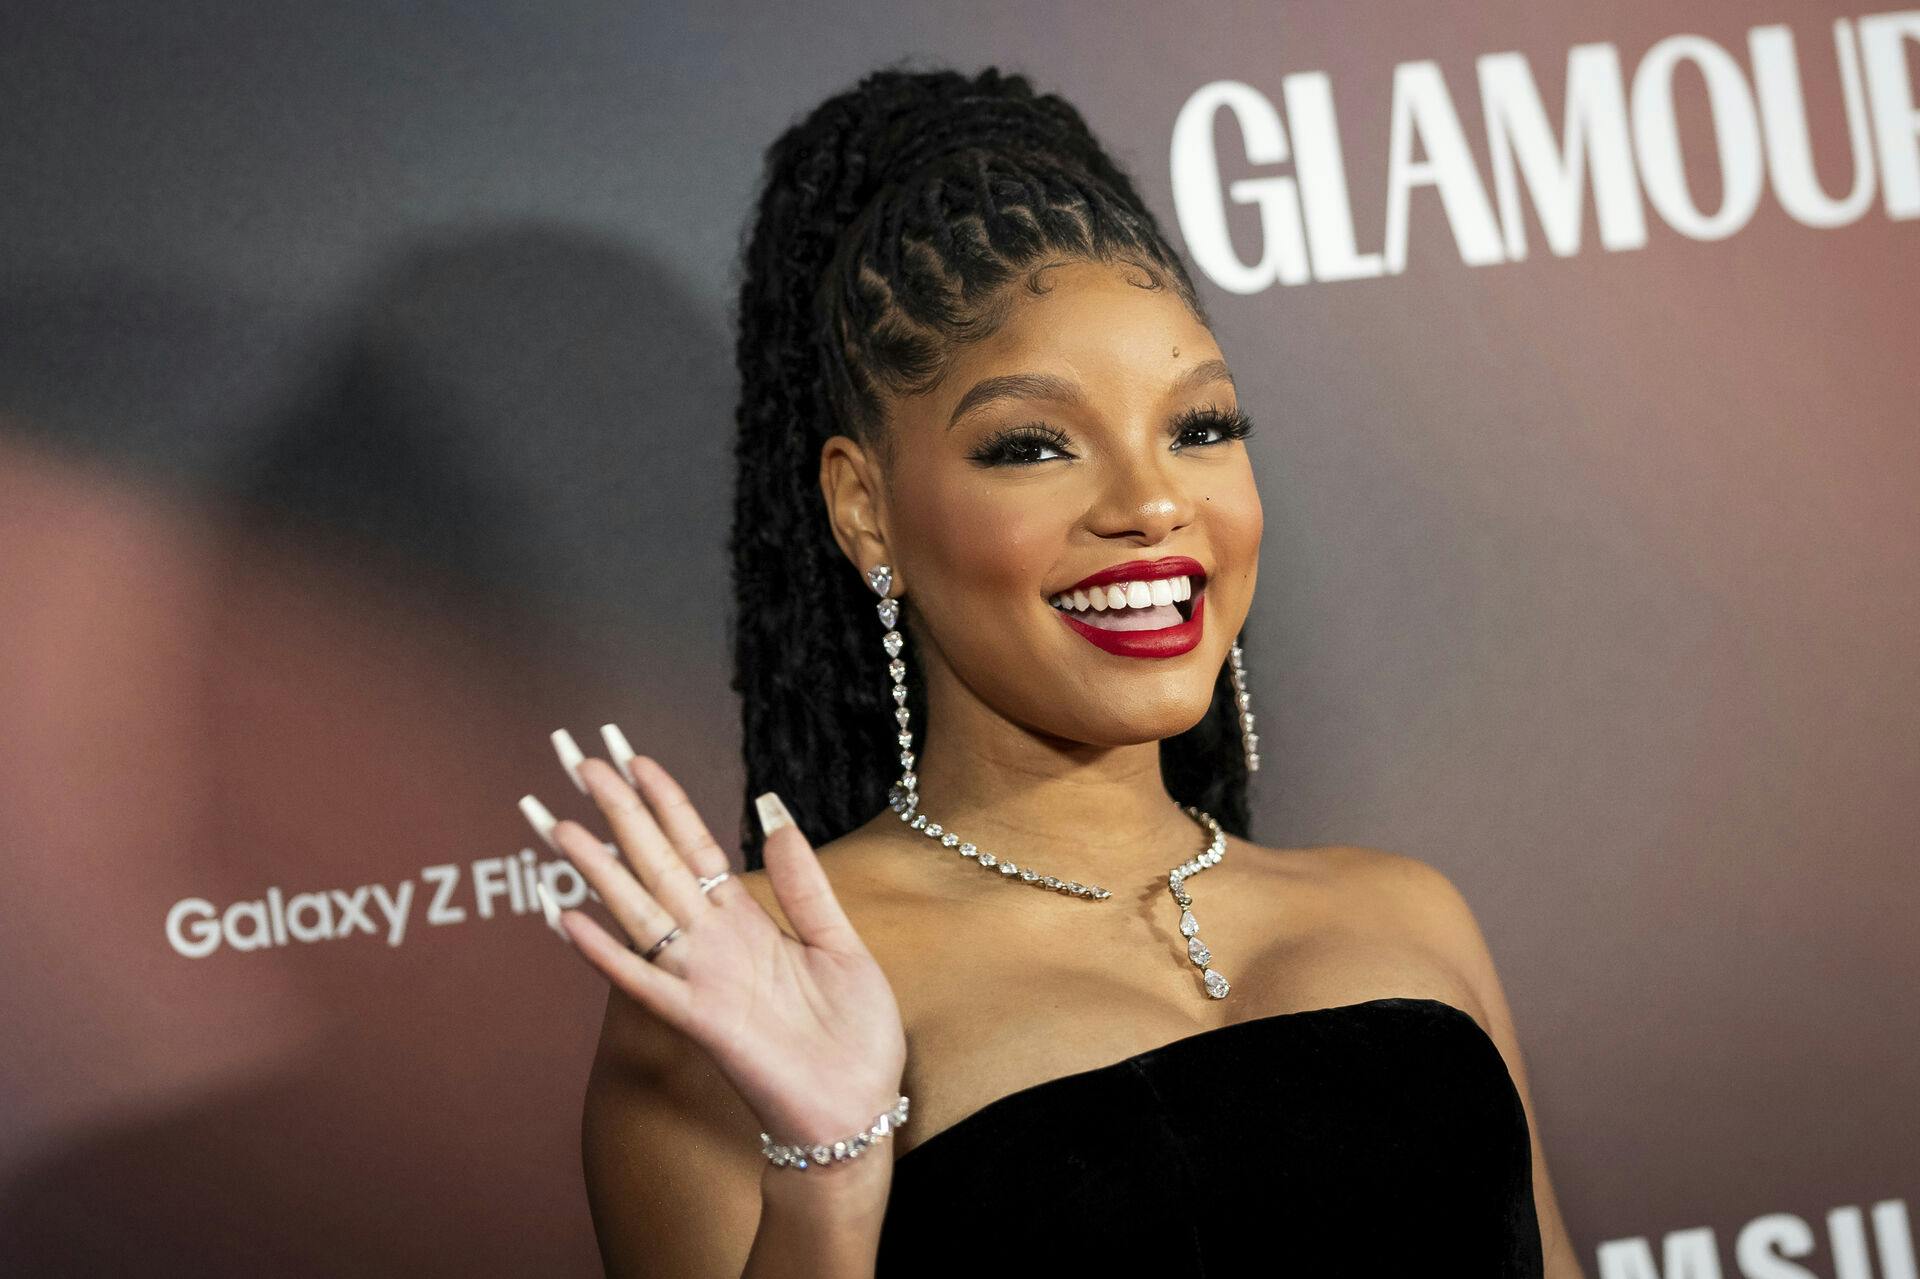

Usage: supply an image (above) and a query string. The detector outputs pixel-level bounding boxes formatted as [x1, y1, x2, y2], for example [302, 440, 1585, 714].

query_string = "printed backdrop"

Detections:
[2, 2, 1915, 1275]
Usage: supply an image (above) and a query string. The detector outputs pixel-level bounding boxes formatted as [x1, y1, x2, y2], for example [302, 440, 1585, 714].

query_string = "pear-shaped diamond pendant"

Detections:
[1167, 807, 1231, 999]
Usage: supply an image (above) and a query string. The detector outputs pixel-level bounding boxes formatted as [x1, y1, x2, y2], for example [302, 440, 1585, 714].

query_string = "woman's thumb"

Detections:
[755, 792, 862, 952]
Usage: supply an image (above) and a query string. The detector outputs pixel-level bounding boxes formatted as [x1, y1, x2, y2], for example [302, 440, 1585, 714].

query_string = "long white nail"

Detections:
[755, 791, 792, 837]
[519, 794, 559, 852]
[534, 881, 570, 942]
[551, 729, 587, 794]
[601, 723, 638, 785]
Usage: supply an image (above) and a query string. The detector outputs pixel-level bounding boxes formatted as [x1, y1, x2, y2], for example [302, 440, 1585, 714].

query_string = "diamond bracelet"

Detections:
[760, 1095, 911, 1170]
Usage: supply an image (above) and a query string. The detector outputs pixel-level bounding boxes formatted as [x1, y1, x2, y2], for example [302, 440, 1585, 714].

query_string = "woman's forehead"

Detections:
[914, 266, 1225, 418]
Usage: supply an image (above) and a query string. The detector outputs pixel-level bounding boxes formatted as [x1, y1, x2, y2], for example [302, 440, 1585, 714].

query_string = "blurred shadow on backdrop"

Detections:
[0, 223, 734, 1276]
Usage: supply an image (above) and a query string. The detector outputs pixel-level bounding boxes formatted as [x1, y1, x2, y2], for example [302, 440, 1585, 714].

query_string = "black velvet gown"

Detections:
[875, 996, 1544, 1275]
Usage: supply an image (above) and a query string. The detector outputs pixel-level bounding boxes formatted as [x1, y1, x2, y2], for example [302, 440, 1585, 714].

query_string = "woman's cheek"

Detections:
[1216, 472, 1264, 614]
[913, 480, 1065, 598]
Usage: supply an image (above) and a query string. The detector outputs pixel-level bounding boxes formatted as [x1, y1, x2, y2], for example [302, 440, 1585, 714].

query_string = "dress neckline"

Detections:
[894, 996, 1485, 1168]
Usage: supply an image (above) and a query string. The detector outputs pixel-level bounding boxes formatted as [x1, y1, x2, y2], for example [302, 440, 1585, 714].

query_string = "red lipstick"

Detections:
[1050, 555, 1209, 660]
[1056, 591, 1206, 658]
[1059, 555, 1207, 594]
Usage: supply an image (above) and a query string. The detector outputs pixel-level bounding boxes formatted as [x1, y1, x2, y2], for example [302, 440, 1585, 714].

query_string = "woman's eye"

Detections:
[1172, 407, 1256, 450]
[969, 426, 1074, 466]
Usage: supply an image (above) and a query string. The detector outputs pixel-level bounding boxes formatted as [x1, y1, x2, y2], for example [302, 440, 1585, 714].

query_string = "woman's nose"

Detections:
[1087, 456, 1196, 543]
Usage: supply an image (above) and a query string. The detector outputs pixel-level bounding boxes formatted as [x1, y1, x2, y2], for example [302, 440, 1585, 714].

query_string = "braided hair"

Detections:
[728, 65, 1253, 870]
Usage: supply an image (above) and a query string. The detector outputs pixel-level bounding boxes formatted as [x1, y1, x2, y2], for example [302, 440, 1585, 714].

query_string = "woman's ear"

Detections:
[820, 433, 897, 589]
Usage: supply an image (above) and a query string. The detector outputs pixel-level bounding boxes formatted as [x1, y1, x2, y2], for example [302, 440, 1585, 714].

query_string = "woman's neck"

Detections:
[904, 691, 1210, 886]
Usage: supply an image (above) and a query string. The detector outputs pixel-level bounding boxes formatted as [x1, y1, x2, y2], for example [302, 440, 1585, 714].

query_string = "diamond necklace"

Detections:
[870, 568, 1233, 1000]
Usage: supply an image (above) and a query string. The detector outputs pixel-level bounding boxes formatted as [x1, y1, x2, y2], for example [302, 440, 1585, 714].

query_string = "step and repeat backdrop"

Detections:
[2, 2, 1914, 1275]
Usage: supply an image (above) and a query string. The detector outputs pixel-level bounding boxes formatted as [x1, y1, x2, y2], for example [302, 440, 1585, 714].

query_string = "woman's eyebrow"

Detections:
[1172, 358, 1235, 395]
[946, 372, 1083, 430]
[945, 359, 1236, 431]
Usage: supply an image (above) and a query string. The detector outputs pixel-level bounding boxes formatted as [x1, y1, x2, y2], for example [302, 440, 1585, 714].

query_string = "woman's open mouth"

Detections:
[1045, 559, 1208, 659]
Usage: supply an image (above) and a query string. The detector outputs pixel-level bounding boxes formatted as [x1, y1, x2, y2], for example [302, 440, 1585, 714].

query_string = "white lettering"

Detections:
[540, 858, 592, 909]
[1383, 60, 1507, 272]
[1479, 42, 1648, 258]
[328, 885, 377, 939]
[1282, 73, 1383, 281]
[225, 898, 273, 952]
[1598, 1199, 1915, 1279]
[371, 879, 413, 947]
[1752, 21, 1878, 227]
[165, 897, 222, 958]
[1632, 34, 1765, 239]
[1597, 1228, 1722, 1279]
[1860, 10, 1920, 217]
[1872, 1200, 1920, 1279]
[472, 857, 514, 920]
[285, 890, 333, 944]
[1171, 12, 1907, 291]
[1735, 1213, 1817, 1279]
[1169, 80, 1308, 293]
[422, 863, 467, 926]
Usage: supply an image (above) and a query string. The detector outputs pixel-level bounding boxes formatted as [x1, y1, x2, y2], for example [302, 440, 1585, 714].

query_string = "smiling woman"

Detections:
[525, 64, 1582, 1279]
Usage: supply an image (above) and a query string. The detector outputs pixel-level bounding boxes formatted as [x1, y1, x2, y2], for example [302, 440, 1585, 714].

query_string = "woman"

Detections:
[523, 66, 1583, 1277]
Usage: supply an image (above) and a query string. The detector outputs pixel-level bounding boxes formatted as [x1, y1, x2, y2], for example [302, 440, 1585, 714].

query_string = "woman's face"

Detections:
[839, 257, 1262, 750]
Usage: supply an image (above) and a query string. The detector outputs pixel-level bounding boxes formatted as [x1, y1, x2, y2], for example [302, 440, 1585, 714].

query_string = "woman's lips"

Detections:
[1046, 558, 1210, 658]
[1056, 591, 1205, 658]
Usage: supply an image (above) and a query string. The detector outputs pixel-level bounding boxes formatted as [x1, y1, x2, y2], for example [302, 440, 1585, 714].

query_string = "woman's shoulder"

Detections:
[1243, 836, 1471, 899]
[1224, 837, 1491, 964]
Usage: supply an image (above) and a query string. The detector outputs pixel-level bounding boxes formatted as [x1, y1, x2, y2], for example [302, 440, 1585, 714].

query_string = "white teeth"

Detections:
[1048, 575, 1201, 613]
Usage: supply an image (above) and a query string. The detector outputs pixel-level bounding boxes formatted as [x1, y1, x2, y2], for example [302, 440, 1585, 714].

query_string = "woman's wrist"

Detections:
[760, 1139, 895, 1222]
[759, 1092, 908, 1171]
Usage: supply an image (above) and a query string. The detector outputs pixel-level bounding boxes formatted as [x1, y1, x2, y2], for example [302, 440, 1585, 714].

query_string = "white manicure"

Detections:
[551, 728, 587, 794]
[518, 794, 559, 852]
[755, 791, 793, 836]
[534, 881, 570, 942]
[601, 723, 638, 785]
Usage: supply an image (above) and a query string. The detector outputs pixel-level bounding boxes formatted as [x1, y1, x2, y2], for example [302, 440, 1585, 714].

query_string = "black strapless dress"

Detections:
[875, 996, 1543, 1275]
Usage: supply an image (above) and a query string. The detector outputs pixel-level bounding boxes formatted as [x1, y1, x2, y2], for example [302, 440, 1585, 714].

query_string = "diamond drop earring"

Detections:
[866, 564, 918, 813]
[1228, 637, 1260, 773]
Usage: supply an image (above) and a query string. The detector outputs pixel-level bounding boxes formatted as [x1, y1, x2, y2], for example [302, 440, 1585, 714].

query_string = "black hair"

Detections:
[728, 64, 1253, 869]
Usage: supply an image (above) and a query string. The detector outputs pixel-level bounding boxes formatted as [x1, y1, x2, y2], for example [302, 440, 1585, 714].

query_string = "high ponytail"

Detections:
[728, 65, 1251, 869]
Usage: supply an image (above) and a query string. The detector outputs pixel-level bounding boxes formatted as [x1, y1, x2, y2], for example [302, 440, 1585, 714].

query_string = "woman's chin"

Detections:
[1049, 695, 1224, 750]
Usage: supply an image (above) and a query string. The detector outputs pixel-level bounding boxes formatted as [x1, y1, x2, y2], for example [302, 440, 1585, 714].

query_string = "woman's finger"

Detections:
[754, 793, 864, 954]
[553, 816, 691, 975]
[626, 752, 736, 883]
[577, 758, 709, 922]
[548, 898, 695, 1033]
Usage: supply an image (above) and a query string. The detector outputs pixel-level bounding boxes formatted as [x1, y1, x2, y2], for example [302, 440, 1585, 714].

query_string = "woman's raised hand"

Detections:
[523, 726, 907, 1159]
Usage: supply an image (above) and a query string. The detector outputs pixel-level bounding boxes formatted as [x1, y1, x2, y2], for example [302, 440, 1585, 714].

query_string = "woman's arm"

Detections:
[744, 1154, 893, 1278]
[1372, 852, 1589, 1279]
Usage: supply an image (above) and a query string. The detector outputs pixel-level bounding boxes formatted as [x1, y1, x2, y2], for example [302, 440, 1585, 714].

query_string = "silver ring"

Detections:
[698, 872, 731, 894]
[641, 926, 682, 960]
